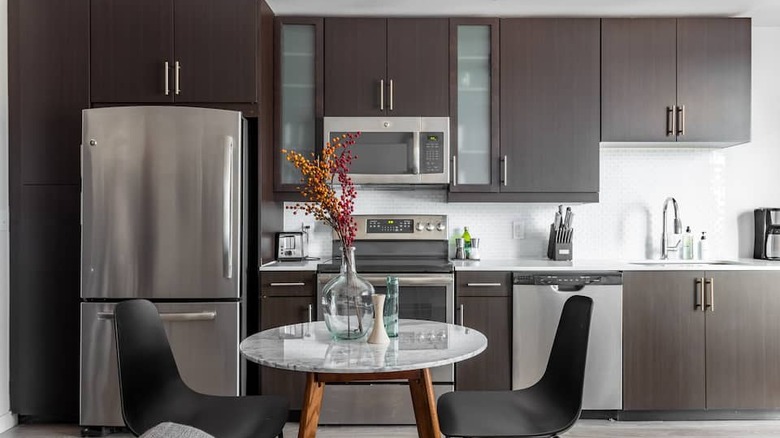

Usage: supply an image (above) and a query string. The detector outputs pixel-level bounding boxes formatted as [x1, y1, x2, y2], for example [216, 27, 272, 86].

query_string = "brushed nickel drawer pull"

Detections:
[270, 282, 306, 287]
[705, 278, 714, 312]
[694, 277, 704, 311]
[164, 61, 170, 96]
[666, 106, 675, 136]
[466, 283, 502, 287]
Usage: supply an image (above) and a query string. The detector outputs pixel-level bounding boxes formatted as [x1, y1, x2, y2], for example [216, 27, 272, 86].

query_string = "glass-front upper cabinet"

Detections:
[275, 18, 323, 193]
[450, 20, 499, 193]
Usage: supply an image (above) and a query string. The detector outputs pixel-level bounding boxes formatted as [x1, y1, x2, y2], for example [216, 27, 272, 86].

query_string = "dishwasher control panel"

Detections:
[513, 272, 623, 286]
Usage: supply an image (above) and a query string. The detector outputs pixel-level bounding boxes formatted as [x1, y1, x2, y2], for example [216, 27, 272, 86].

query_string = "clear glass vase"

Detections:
[322, 246, 375, 340]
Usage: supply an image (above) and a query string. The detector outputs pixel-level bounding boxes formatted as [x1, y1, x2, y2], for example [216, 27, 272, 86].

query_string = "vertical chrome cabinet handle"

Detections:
[705, 278, 714, 311]
[164, 61, 170, 96]
[458, 304, 465, 326]
[389, 79, 394, 111]
[223, 137, 234, 279]
[308, 304, 313, 323]
[501, 156, 508, 186]
[451, 155, 458, 186]
[174, 61, 182, 95]
[676, 105, 685, 136]
[666, 106, 675, 136]
[694, 278, 704, 311]
[379, 79, 385, 111]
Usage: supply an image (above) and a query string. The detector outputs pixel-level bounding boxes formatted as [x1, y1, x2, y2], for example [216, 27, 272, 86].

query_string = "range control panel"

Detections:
[350, 215, 448, 241]
[513, 273, 623, 286]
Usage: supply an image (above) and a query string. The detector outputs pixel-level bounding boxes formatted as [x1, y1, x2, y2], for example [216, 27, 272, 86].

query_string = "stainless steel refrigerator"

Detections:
[79, 106, 246, 429]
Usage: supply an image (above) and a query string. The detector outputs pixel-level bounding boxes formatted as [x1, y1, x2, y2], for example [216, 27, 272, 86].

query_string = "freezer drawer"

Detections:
[80, 302, 239, 427]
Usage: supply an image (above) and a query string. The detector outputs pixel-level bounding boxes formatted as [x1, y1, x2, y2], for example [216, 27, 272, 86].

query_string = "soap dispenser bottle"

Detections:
[698, 232, 708, 261]
[682, 226, 694, 260]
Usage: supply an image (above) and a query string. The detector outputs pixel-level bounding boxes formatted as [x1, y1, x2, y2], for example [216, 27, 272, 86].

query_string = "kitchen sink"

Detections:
[629, 260, 743, 266]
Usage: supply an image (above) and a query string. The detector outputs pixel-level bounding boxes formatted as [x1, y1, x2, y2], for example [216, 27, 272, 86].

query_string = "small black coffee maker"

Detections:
[754, 208, 780, 260]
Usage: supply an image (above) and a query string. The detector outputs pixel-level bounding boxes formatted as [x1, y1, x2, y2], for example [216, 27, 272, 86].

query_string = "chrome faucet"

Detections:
[661, 197, 683, 260]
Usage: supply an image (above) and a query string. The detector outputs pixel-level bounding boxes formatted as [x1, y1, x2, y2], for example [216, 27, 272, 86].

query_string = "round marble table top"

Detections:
[240, 319, 488, 374]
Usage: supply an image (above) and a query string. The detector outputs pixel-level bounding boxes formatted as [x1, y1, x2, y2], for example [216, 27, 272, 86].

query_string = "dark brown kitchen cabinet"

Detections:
[623, 271, 706, 410]
[455, 272, 511, 391]
[705, 271, 780, 409]
[324, 18, 449, 117]
[259, 271, 316, 410]
[624, 270, 780, 411]
[601, 18, 750, 146]
[91, 0, 257, 104]
[499, 18, 600, 197]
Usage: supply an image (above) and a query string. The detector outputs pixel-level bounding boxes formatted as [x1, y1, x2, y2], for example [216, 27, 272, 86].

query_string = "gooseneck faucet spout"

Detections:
[662, 197, 683, 260]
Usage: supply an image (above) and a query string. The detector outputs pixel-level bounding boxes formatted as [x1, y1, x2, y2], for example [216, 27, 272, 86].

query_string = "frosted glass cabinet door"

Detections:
[279, 23, 318, 188]
[452, 22, 498, 191]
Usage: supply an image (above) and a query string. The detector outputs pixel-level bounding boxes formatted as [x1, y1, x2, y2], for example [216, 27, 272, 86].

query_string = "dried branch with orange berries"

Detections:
[282, 132, 360, 249]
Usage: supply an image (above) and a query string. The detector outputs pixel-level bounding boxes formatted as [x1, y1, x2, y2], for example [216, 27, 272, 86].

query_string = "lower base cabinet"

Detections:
[624, 270, 780, 410]
[259, 272, 316, 410]
[455, 272, 512, 391]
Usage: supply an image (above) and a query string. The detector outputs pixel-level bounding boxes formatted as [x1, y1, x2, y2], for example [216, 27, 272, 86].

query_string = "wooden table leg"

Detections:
[298, 373, 325, 438]
[407, 368, 441, 438]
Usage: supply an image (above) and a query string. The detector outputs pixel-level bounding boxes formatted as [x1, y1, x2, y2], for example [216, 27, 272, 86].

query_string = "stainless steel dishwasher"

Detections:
[512, 272, 623, 410]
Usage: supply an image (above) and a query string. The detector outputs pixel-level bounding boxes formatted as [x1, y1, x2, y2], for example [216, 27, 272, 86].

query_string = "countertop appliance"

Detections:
[80, 107, 246, 432]
[512, 272, 623, 411]
[276, 231, 308, 261]
[316, 214, 453, 424]
[323, 117, 449, 185]
[754, 208, 780, 260]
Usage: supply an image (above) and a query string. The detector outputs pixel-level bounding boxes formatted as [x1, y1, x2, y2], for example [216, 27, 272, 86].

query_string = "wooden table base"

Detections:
[297, 368, 440, 438]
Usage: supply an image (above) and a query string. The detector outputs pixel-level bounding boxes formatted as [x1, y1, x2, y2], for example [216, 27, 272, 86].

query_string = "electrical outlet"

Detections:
[512, 221, 525, 239]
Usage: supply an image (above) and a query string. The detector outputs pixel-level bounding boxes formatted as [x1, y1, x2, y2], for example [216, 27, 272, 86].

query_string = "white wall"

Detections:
[0, 0, 13, 432]
[287, 26, 780, 262]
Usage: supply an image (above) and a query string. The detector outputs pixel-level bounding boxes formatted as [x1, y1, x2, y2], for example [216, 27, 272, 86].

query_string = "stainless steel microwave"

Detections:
[323, 117, 449, 185]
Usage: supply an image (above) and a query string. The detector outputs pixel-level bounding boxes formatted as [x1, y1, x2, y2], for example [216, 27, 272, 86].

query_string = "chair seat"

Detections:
[437, 387, 577, 438]
[140, 422, 214, 438]
[152, 393, 289, 438]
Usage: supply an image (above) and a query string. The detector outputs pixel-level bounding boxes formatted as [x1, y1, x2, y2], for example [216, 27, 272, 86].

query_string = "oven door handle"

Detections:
[318, 274, 453, 287]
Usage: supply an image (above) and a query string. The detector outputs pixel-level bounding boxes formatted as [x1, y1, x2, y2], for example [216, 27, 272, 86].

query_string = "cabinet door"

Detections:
[499, 19, 600, 194]
[173, 0, 257, 103]
[275, 18, 323, 193]
[705, 271, 780, 409]
[455, 296, 511, 391]
[386, 19, 449, 116]
[676, 18, 751, 144]
[623, 271, 706, 410]
[601, 19, 677, 143]
[324, 18, 387, 116]
[90, 0, 174, 103]
[449, 20, 500, 193]
[10, 186, 81, 417]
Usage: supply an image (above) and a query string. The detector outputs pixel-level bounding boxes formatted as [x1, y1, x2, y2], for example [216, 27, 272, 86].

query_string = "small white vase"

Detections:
[367, 294, 390, 345]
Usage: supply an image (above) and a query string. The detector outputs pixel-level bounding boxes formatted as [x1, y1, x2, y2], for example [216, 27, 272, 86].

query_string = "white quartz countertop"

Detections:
[259, 259, 324, 271]
[260, 258, 780, 272]
[240, 319, 487, 374]
[452, 258, 780, 271]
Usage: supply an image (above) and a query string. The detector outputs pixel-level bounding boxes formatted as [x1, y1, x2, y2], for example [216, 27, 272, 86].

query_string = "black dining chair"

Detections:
[437, 295, 593, 438]
[114, 299, 289, 438]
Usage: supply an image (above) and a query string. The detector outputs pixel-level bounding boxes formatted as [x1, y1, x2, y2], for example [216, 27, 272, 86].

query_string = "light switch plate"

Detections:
[512, 221, 525, 239]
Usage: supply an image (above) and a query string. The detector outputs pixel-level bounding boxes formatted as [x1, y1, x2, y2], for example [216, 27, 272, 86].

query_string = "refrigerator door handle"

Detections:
[97, 311, 217, 322]
[223, 136, 234, 279]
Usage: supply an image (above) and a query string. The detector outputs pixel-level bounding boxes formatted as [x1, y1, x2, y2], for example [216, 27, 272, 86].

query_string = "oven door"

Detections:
[317, 272, 454, 382]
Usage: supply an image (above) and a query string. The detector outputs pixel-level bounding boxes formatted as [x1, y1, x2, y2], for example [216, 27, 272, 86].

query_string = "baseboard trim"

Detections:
[0, 411, 18, 433]
[616, 410, 780, 421]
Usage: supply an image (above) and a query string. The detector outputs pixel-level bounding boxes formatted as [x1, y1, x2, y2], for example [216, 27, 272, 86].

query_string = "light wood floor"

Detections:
[3, 421, 780, 438]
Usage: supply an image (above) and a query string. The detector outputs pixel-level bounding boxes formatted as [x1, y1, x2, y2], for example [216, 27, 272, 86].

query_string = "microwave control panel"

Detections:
[421, 132, 444, 174]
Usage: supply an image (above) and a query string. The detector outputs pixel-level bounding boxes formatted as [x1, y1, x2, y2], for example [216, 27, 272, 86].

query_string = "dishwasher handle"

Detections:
[553, 285, 586, 292]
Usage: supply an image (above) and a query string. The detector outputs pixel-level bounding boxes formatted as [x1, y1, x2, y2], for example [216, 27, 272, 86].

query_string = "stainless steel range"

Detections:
[316, 214, 454, 425]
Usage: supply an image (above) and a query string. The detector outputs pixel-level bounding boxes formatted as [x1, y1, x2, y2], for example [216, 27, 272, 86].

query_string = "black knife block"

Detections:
[547, 224, 573, 261]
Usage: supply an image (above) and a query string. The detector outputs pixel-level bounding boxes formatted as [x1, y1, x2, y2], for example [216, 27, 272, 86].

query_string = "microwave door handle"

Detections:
[412, 131, 420, 175]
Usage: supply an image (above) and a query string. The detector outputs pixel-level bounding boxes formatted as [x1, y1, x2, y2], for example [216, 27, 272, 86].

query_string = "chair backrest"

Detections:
[114, 299, 187, 434]
[538, 295, 594, 416]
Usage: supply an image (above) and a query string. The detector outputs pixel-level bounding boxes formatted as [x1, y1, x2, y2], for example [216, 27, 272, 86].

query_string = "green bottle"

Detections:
[462, 227, 472, 258]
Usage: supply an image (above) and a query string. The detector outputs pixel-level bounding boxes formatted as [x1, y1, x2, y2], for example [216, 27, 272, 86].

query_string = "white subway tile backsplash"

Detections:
[284, 148, 728, 261]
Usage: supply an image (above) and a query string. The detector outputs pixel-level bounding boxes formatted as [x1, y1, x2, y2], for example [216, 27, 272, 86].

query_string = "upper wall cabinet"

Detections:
[602, 18, 751, 146]
[323, 18, 449, 117]
[91, 0, 257, 104]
